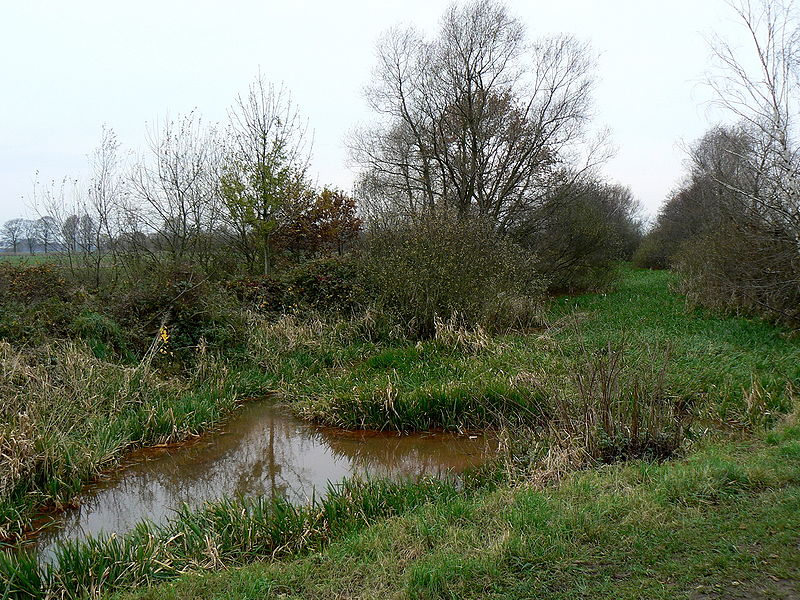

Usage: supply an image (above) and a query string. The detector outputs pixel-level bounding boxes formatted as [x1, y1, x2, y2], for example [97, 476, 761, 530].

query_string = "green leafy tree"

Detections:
[222, 75, 311, 275]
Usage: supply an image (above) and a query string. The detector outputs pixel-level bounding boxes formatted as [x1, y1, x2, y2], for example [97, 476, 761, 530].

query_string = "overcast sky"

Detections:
[0, 0, 746, 223]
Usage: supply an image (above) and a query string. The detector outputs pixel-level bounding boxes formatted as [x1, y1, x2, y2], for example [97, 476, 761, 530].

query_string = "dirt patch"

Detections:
[692, 578, 799, 600]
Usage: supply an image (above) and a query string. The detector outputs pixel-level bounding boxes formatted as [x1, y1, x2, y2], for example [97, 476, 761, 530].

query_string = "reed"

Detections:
[0, 478, 457, 599]
[0, 341, 262, 541]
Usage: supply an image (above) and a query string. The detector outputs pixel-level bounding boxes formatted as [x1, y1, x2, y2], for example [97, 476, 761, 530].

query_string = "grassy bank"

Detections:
[0, 479, 462, 599]
[266, 268, 798, 434]
[0, 343, 273, 541]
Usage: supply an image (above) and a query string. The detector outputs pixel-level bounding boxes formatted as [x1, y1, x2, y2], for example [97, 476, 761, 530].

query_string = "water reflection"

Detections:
[32, 400, 495, 556]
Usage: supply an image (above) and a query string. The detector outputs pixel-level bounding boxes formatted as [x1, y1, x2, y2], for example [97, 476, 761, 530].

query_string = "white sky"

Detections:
[0, 0, 746, 223]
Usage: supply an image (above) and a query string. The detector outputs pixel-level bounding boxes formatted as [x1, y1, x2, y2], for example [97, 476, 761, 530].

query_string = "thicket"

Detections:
[359, 215, 545, 337]
[514, 176, 643, 291]
[636, 125, 800, 327]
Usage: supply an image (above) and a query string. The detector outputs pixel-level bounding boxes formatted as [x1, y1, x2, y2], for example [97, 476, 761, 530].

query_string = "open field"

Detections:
[0, 253, 60, 266]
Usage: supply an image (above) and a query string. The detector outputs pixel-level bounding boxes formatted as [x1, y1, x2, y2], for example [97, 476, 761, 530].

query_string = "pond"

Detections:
[26, 399, 497, 560]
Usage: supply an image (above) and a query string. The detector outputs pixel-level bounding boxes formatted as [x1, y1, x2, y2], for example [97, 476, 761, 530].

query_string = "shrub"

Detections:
[359, 215, 545, 337]
[528, 340, 690, 466]
[0, 263, 71, 303]
[513, 178, 642, 292]
[0, 264, 82, 345]
[632, 231, 670, 270]
[226, 273, 288, 312]
[227, 255, 366, 315]
[282, 256, 366, 313]
[673, 221, 800, 326]
[108, 266, 246, 363]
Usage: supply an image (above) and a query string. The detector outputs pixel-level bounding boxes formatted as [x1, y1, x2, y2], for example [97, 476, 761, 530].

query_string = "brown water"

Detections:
[29, 400, 496, 560]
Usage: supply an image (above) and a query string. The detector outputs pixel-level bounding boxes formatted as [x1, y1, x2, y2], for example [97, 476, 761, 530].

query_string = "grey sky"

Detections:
[0, 1, 743, 223]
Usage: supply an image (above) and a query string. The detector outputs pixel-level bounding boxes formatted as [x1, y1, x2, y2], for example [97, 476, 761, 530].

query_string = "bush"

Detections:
[632, 231, 670, 270]
[673, 221, 800, 326]
[283, 256, 366, 313]
[0, 263, 70, 303]
[108, 266, 246, 364]
[513, 178, 642, 292]
[227, 256, 366, 315]
[359, 215, 545, 337]
[0, 264, 82, 345]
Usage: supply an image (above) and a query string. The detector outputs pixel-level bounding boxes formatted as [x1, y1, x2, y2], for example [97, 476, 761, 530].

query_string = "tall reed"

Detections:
[0, 478, 457, 599]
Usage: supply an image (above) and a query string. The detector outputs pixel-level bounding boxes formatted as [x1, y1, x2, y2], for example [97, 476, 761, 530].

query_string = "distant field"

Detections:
[0, 252, 60, 265]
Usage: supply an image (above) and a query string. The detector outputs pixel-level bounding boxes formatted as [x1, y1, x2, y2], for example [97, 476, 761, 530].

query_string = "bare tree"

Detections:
[222, 74, 312, 275]
[31, 129, 123, 284]
[21, 219, 38, 254]
[34, 216, 56, 253]
[128, 112, 224, 270]
[677, 0, 800, 323]
[76, 126, 125, 285]
[707, 0, 800, 235]
[351, 0, 603, 231]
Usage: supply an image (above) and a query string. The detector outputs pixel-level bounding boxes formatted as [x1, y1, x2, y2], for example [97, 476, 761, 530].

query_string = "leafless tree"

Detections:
[128, 112, 224, 270]
[351, 0, 604, 231]
[21, 219, 38, 254]
[675, 0, 800, 323]
[34, 216, 56, 253]
[80, 126, 125, 285]
[707, 0, 800, 236]
[513, 173, 642, 290]
[30, 129, 124, 283]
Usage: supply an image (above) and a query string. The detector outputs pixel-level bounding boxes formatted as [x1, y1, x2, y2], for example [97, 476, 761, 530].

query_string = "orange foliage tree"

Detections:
[277, 187, 362, 255]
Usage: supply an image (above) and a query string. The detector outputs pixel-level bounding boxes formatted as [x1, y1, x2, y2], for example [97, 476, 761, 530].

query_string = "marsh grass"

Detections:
[248, 270, 798, 439]
[0, 478, 458, 599]
[0, 341, 269, 541]
[2, 267, 799, 598]
[552, 340, 688, 462]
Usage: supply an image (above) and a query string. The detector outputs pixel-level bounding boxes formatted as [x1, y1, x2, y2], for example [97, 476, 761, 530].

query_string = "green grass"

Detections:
[0, 253, 60, 266]
[2, 266, 799, 598]
[547, 268, 800, 422]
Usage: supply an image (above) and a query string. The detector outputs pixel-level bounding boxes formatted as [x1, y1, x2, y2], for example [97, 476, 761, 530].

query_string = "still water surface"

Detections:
[32, 400, 495, 558]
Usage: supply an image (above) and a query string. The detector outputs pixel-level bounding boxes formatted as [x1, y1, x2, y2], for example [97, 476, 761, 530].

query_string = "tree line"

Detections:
[2, 0, 642, 324]
[636, 0, 800, 327]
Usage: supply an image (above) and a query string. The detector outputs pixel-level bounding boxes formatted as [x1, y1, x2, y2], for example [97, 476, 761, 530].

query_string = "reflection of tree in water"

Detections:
[32, 401, 497, 558]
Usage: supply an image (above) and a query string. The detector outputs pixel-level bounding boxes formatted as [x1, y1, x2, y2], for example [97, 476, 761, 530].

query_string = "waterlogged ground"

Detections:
[28, 400, 496, 560]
